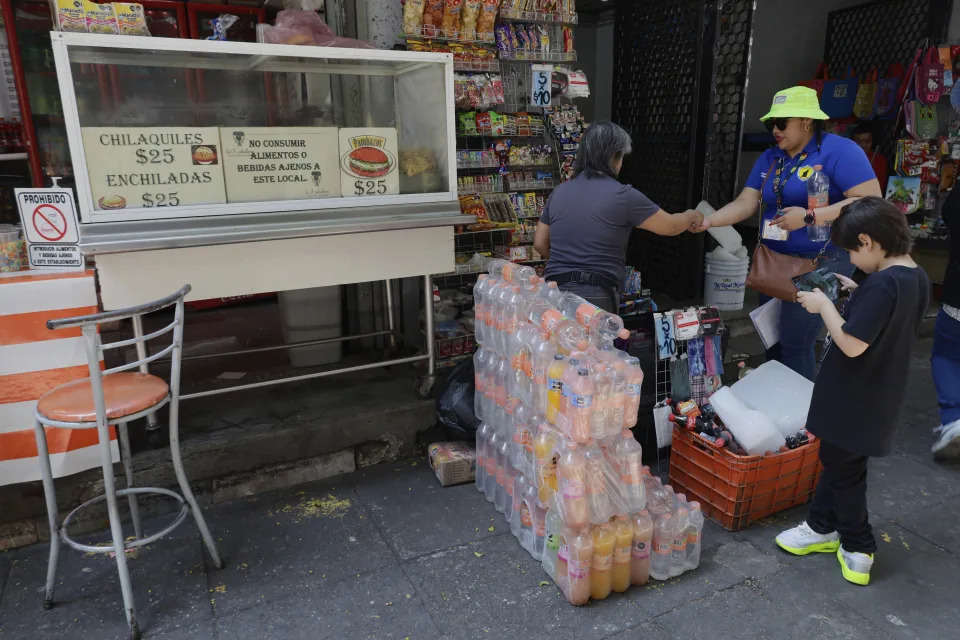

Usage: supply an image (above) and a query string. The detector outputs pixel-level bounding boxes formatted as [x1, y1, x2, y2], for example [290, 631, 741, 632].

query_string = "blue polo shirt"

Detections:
[745, 132, 876, 255]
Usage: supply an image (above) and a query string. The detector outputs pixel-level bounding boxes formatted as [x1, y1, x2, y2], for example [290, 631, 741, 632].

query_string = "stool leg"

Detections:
[98, 424, 141, 639]
[33, 420, 60, 609]
[168, 408, 223, 570]
[117, 422, 143, 540]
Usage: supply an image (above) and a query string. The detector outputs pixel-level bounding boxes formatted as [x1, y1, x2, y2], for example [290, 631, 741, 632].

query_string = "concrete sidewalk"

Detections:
[1, 339, 958, 640]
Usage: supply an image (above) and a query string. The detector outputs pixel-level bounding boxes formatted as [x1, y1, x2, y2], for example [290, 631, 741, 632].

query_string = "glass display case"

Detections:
[51, 32, 457, 234]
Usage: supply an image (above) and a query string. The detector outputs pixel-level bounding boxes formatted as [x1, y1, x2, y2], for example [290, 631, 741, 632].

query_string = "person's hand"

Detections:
[685, 209, 704, 230]
[834, 273, 858, 292]
[689, 217, 712, 233]
[797, 288, 831, 314]
[770, 206, 807, 232]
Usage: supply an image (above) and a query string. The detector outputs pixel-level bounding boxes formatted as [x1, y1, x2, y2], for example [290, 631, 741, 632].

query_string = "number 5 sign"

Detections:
[530, 65, 552, 108]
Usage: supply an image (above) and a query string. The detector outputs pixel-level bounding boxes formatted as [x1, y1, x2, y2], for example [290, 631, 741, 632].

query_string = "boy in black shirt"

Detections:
[775, 197, 930, 586]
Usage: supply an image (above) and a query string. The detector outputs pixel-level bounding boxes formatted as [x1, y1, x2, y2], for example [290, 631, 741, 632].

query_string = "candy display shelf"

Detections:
[498, 9, 579, 25]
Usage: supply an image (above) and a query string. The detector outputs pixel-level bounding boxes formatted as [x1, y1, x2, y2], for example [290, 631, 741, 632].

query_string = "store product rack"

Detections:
[454, 60, 501, 73]
[498, 9, 579, 25]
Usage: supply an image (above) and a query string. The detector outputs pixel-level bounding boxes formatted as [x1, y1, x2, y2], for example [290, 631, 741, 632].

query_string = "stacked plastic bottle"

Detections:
[474, 258, 704, 606]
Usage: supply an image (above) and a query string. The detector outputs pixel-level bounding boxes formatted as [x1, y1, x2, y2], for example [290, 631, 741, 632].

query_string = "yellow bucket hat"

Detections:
[760, 86, 830, 121]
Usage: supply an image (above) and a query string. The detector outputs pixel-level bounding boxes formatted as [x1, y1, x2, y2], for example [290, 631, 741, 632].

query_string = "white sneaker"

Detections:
[838, 545, 874, 585]
[932, 420, 960, 461]
[775, 521, 840, 556]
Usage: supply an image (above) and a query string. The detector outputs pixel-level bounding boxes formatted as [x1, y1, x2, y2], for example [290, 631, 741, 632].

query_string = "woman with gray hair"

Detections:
[534, 121, 702, 312]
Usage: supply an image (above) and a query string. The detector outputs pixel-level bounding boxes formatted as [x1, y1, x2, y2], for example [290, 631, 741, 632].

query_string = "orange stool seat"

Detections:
[37, 372, 169, 423]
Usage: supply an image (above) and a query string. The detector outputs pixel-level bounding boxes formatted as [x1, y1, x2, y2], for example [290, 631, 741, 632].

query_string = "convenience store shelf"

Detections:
[498, 10, 579, 25]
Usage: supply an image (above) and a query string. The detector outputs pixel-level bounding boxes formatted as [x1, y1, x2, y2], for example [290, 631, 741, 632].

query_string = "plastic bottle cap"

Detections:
[690, 502, 701, 511]
[569, 359, 580, 366]
[621, 430, 632, 438]
[578, 368, 588, 376]
[554, 354, 564, 360]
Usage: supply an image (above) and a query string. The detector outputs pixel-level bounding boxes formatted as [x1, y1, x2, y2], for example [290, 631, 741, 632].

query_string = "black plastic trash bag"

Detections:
[435, 358, 479, 441]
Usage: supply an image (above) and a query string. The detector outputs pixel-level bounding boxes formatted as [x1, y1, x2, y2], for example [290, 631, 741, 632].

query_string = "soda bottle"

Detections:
[737, 361, 754, 379]
[484, 429, 501, 501]
[475, 421, 493, 491]
[623, 357, 644, 428]
[511, 473, 529, 541]
[545, 354, 566, 424]
[589, 362, 611, 440]
[553, 319, 590, 355]
[499, 286, 525, 357]
[650, 513, 676, 581]
[685, 502, 704, 571]
[568, 368, 594, 443]
[590, 523, 614, 600]
[527, 298, 565, 334]
[533, 424, 558, 505]
[501, 260, 539, 285]
[589, 311, 631, 343]
[557, 442, 589, 529]
[631, 509, 654, 586]
[530, 331, 554, 416]
[486, 279, 508, 352]
[669, 506, 689, 577]
[525, 480, 547, 559]
[538, 279, 562, 305]
[495, 437, 511, 514]
[473, 274, 491, 345]
[542, 510, 565, 583]
[611, 515, 634, 593]
[806, 164, 832, 243]
[617, 430, 646, 511]
[584, 442, 611, 525]
[473, 344, 490, 420]
[566, 528, 594, 606]
[511, 404, 535, 478]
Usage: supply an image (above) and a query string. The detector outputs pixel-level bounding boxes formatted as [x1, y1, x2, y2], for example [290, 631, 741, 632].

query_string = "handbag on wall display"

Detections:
[874, 62, 903, 119]
[821, 66, 858, 118]
[800, 62, 830, 98]
[916, 46, 944, 104]
[853, 67, 878, 119]
[745, 161, 820, 302]
[916, 102, 939, 139]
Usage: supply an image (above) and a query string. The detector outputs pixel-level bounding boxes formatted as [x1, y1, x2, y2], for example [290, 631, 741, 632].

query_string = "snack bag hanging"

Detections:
[800, 62, 829, 98]
[821, 66, 858, 118]
[853, 67, 878, 119]
[916, 47, 944, 104]
[873, 62, 903, 119]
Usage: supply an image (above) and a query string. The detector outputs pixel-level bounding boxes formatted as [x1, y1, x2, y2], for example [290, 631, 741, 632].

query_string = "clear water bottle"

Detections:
[806, 164, 832, 243]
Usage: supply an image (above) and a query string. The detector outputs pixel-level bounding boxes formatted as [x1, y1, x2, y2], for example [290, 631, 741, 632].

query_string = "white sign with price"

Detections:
[530, 65, 552, 108]
[80, 127, 227, 212]
[15, 186, 83, 270]
[338, 128, 400, 198]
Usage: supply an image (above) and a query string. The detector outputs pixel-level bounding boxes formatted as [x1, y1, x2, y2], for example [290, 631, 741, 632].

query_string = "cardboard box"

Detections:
[427, 442, 476, 487]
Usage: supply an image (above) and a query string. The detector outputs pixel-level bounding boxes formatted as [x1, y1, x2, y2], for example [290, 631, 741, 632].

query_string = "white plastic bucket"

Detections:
[278, 286, 343, 367]
[703, 255, 750, 311]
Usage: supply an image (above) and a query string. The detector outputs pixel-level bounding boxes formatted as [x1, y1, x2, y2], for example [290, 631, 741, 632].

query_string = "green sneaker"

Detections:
[837, 546, 873, 585]
[775, 522, 840, 555]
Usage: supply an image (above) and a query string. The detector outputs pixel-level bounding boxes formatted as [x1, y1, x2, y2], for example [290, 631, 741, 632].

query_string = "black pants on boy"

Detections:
[806, 439, 877, 554]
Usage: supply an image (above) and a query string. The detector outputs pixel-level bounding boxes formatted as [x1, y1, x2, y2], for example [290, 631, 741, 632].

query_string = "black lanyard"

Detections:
[772, 151, 808, 212]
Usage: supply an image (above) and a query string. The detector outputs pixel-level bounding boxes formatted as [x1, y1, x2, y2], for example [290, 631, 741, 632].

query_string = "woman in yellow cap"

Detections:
[694, 86, 881, 380]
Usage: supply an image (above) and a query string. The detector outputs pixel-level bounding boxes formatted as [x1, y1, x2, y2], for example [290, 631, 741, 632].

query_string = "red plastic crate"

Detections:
[668, 425, 823, 531]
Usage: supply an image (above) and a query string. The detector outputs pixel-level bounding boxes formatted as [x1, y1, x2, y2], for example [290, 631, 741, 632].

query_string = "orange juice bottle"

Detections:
[545, 354, 566, 424]
[557, 442, 588, 529]
[566, 527, 594, 606]
[611, 515, 634, 592]
[534, 424, 558, 505]
[590, 523, 614, 600]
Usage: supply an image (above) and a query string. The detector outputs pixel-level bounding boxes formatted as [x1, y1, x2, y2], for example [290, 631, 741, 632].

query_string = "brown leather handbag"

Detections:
[744, 160, 823, 301]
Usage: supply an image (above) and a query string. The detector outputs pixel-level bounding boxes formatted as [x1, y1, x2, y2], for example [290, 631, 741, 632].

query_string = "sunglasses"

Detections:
[764, 117, 792, 133]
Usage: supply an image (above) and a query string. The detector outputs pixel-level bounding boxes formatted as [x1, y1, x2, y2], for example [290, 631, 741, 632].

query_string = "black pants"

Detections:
[806, 439, 876, 554]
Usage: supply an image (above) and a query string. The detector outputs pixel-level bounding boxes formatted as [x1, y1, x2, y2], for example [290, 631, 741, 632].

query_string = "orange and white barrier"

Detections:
[0, 270, 118, 487]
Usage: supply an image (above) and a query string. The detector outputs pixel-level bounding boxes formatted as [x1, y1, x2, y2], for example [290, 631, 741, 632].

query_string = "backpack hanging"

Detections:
[821, 66, 858, 118]
[853, 67, 879, 119]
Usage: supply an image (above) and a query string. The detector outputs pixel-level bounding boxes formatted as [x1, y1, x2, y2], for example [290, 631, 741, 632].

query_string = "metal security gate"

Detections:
[613, 0, 753, 300]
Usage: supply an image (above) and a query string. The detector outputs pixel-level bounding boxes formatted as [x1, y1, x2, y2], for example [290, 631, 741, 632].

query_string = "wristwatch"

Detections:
[803, 209, 816, 225]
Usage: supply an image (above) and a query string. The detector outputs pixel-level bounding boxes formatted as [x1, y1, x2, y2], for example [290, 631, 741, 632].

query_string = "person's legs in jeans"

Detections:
[931, 309, 960, 427]
[931, 309, 960, 459]
[556, 282, 617, 314]
[807, 440, 875, 554]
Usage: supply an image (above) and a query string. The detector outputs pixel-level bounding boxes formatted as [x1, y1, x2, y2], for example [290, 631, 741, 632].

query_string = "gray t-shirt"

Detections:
[540, 173, 660, 285]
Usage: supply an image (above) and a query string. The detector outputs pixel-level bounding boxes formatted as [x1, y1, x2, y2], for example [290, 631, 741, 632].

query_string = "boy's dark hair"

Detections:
[831, 196, 913, 256]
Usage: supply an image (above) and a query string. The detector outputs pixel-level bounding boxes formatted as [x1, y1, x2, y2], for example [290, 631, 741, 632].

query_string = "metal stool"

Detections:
[33, 285, 222, 640]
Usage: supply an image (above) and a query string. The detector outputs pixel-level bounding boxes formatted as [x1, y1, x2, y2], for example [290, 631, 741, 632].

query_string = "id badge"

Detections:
[762, 218, 790, 241]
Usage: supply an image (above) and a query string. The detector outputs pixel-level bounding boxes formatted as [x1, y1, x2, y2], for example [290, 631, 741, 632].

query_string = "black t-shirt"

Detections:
[807, 265, 930, 456]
